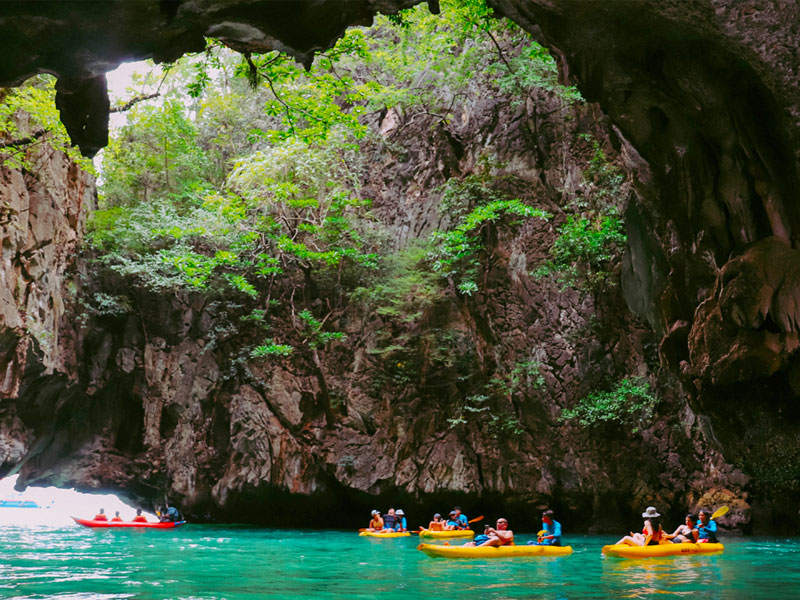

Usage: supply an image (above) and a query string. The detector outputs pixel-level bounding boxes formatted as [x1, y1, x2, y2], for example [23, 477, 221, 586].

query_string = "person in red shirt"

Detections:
[93, 508, 108, 521]
[132, 509, 148, 523]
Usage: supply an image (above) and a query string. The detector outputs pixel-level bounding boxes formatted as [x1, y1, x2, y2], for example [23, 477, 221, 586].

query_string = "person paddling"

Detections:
[159, 505, 182, 523]
[531, 509, 562, 546]
[453, 506, 468, 529]
[697, 508, 718, 543]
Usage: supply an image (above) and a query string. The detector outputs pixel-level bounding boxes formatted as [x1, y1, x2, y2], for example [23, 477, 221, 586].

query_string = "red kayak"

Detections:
[72, 517, 186, 529]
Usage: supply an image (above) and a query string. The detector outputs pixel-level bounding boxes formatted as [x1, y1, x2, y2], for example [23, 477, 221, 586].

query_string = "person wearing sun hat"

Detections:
[614, 506, 665, 546]
[395, 509, 407, 532]
[368, 510, 383, 531]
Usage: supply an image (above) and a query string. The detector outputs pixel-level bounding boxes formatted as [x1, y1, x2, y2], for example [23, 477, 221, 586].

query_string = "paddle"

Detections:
[711, 506, 729, 520]
[467, 515, 484, 524]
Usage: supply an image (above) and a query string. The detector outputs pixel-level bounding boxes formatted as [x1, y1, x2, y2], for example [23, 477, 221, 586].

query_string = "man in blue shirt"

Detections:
[453, 506, 468, 529]
[382, 508, 398, 531]
[536, 509, 562, 546]
[445, 511, 461, 529]
[697, 509, 718, 543]
[395, 509, 407, 531]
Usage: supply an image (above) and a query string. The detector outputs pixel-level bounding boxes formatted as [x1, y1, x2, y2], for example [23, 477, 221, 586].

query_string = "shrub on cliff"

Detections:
[560, 377, 657, 431]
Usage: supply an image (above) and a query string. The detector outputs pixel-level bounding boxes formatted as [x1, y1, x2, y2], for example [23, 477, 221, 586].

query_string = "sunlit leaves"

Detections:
[430, 198, 550, 294]
[0, 75, 92, 171]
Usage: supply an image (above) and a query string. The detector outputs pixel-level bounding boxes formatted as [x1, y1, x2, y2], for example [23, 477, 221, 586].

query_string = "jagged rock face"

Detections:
[0, 136, 94, 472]
[3, 85, 750, 531]
[0, 0, 799, 528]
[487, 0, 800, 524]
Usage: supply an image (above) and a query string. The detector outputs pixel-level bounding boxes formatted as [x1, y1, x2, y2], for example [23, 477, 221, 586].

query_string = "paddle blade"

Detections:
[467, 515, 484, 524]
[538, 530, 547, 537]
[711, 506, 729, 520]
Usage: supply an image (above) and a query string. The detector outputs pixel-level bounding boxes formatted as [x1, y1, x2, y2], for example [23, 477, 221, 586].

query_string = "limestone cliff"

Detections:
[0, 0, 798, 530]
[0, 132, 94, 473]
[0, 78, 748, 532]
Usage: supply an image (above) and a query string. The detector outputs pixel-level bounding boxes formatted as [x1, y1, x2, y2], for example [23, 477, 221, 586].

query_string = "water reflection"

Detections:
[601, 552, 724, 599]
[1, 529, 799, 599]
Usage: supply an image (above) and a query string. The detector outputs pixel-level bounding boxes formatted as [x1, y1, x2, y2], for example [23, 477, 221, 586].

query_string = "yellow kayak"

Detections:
[602, 543, 724, 558]
[419, 529, 475, 539]
[359, 531, 411, 538]
[417, 543, 573, 558]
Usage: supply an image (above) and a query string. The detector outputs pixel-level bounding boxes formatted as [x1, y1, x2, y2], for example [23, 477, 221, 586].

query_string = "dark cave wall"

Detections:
[490, 0, 800, 523]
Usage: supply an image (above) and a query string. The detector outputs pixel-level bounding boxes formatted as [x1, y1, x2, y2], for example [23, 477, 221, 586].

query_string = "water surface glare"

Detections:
[1, 526, 799, 599]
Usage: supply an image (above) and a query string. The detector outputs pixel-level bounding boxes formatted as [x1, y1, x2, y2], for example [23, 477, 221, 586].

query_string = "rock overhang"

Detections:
[0, 0, 437, 156]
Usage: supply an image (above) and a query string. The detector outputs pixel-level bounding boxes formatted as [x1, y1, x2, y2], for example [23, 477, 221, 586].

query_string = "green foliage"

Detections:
[354, 242, 442, 323]
[241, 31, 373, 144]
[492, 43, 583, 104]
[447, 394, 525, 439]
[365, 0, 576, 119]
[533, 142, 626, 294]
[0, 76, 92, 171]
[560, 377, 657, 431]
[447, 360, 544, 439]
[251, 341, 294, 358]
[298, 309, 347, 349]
[87, 293, 133, 317]
[101, 100, 213, 207]
[430, 197, 550, 295]
[489, 360, 545, 396]
[88, 0, 588, 391]
[532, 209, 625, 290]
[438, 156, 511, 221]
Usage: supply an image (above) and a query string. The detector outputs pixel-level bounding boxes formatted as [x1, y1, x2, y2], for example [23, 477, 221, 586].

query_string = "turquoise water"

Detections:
[1, 527, 799, 599]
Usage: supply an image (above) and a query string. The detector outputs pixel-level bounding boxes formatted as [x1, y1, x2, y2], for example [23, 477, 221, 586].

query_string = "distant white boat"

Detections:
[0, 499, 43, 509]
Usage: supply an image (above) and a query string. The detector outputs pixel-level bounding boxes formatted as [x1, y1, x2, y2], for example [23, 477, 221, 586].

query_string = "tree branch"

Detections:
[0, 128, 47, 148]
[109, 92, 160, 113]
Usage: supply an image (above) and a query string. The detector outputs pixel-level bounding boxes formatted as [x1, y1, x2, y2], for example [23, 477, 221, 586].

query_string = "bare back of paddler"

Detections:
[428, 513, 444, 531]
